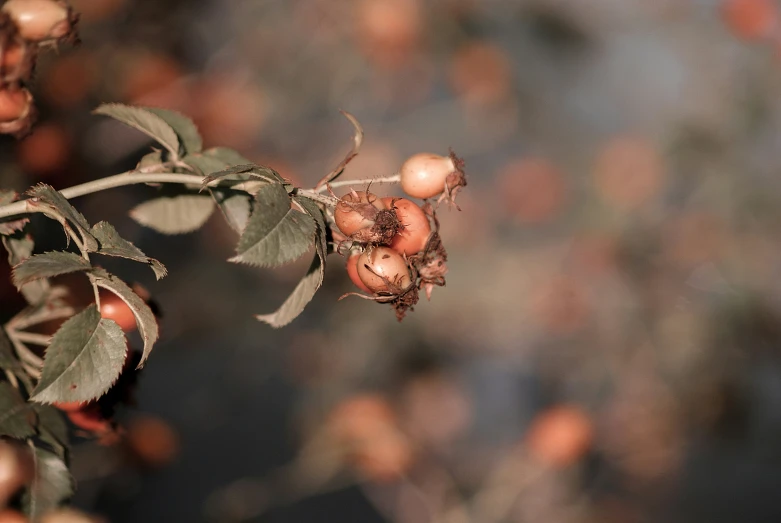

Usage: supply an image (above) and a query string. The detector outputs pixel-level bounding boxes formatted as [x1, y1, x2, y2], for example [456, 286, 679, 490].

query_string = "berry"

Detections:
[382, 197, 431, 256]
[356, 247, 412, 293]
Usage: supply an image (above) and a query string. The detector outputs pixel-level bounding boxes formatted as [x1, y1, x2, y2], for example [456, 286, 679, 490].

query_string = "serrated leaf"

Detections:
[3, 235, 50, 305]
[231, 183, 316, 268]
[211, 189, 252, 233]
[12, 252, 90, 289]
[184, 153, 229, 176]
[3, 233, 33, 264]
[26, 184, 98, 252]
[294, 196, 328, 258]
[0, 216, 29, 236]
[33, 405, 68, 458]
[0, 382, 35, 439]
[90, 221, 167, 279]
[145, 107, 202, 154]
[256, 253, 324, 328]
[94, 103, 180, 160]
[0, 189, 16, 205]
[0, 191, 29, 235]
[31, 305, 127, 404]
[204, 147, 254, 165]
[257, 197, 329, 327]
[130, 193, 215, 234]
[23, 447, 73, 521]
[89, 269, 158, 367]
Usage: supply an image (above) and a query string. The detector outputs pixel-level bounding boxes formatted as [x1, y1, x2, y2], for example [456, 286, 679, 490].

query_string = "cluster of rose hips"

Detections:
[0, 0, 78, 136]
[335, 150, 465, 320]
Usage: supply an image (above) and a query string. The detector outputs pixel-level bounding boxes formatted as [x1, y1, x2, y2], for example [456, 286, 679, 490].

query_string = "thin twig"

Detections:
[3, 369, 18, 389]
[316, 174, 401, 193]
[10, 331, 52, 346]
[296, 190, 339, 207]
[9, 336, 44, 367]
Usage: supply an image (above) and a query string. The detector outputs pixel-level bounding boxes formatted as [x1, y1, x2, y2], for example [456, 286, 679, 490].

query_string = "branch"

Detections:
[316, 174, 400, 193]
[0, 171, 206, 220]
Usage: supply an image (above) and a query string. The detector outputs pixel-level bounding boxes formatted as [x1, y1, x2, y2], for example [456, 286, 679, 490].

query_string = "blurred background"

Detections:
[4, 0, 781, 521]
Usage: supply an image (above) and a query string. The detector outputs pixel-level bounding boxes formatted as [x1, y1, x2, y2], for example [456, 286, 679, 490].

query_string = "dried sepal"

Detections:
[436, 149, 467, 209]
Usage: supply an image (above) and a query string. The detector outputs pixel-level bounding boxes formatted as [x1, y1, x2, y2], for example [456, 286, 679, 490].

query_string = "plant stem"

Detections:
[317, 174, 401, 192]
[0, 171, 205, 220]
[0, 170, 402, 221]
[11, 331, 51, 346]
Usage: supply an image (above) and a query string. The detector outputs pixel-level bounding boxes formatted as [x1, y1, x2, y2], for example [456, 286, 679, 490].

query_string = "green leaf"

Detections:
[3, 233, 33, 265]
[26, 184, 98, 252]
[89, 269, 158, 367]
[184, 154, 229, 177]
[93, 103, 180, 160]
[294, 196, 328, 259]
[204, 147, 254, 165]
[257, 197, 329, 327]
[183, 147, 244, 174]
[230, 183, 316, 268]
[130, 193, 215, 234]
[23, 447, 73, 521]
[3, 235, 50, 305]
[211, 189, 252, 234]
[90, 221, 167, 279]
[33, 405, 68, 458]
[0, 191, 29, 235]
[31, 305, 127, 404]
[12, 252, 90, 289]
[256, 254, 324, 328]
[145, 107, 202, 154]
[0, 382, 35, 439]
[0, 216, 29, 236]
[0, 189, 16, 205]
